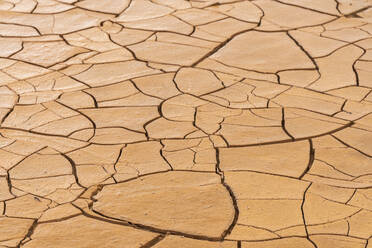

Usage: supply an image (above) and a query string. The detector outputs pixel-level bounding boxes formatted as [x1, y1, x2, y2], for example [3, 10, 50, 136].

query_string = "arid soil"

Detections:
[0, 0, 372, 247]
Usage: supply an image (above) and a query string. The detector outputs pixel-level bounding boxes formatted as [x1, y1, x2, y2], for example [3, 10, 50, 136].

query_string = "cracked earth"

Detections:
[0, 0, 372, 247]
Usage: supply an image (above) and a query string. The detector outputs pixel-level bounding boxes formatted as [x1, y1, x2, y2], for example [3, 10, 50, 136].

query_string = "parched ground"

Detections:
[0, 0, 372, 247]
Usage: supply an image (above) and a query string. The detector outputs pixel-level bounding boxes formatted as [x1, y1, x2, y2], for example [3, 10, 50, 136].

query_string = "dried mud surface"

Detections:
[0, 0, 372, 247]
